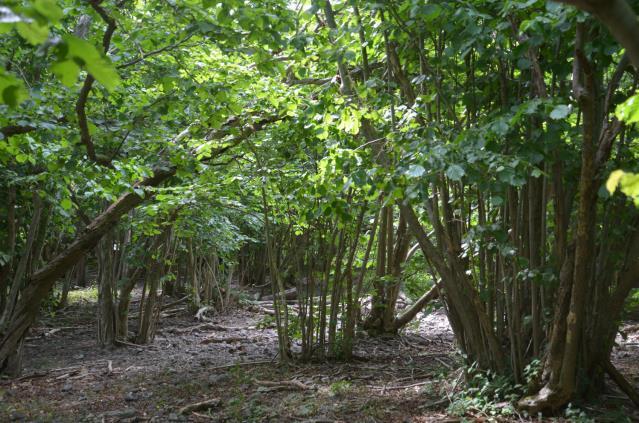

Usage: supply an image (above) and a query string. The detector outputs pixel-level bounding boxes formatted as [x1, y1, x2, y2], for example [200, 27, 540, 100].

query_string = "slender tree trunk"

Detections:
[97, 231, 117, 346]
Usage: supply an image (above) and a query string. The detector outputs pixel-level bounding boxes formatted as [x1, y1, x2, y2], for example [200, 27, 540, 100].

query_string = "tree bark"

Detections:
[0, 166, 175, 373]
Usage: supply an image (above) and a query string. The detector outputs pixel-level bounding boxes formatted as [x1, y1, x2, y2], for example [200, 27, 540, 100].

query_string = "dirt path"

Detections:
[1, 296, 638, 422]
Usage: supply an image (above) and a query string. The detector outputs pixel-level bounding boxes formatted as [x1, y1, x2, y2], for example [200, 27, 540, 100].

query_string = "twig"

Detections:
[168, 323, 250, 334]
[419, 397, 450, 409]
[368, 379, 434, 391]
[207, 360, 273, 371]
[253, 378, 312, 391]
[434, 356, 453, 370]
[114, 339, 155, 350]
[178, 398, 221, 415]
[162, 296, 188, 310]
[200, 336, 245, 345]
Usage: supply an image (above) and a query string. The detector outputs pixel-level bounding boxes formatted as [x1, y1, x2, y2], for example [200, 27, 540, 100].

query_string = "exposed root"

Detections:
[517, 385, 571, 415]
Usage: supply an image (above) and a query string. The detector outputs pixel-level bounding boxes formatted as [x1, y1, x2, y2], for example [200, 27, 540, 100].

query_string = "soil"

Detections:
[1, 294, 638, 422]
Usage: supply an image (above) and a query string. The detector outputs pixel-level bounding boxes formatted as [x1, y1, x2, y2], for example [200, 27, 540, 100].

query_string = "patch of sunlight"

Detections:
[67, 286, 98, 304]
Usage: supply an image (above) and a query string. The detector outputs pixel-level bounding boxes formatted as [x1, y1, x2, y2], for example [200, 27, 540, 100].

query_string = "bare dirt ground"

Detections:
[1, 294, 638, 422]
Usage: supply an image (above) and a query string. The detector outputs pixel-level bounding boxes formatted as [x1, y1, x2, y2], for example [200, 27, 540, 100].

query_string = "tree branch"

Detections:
[553, 0, 639, 69]
[117, 35, 196, 69]
[0, 125, 36, 138]
[75, 0, 118, 166]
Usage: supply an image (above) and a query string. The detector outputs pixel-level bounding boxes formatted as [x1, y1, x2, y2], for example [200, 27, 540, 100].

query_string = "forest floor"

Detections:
[1, 290, 639, 422]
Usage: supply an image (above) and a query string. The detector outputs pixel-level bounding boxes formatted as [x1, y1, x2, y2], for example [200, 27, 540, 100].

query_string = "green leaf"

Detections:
[60, 35, 121, 91]
[34, 0, 63, 23]
[407, 164, 426, 178]
[619, 173, 639, 199]
[51, 60, 81, 87]
[549, 104, 571, 120]
[607, 170, 639, 206]
[616, 93, 639, 124]
[134, 187, 145, 198]
[0, 69, 28, 107]
[446, 164, 465, 181]
[606, 169, 625, 193]
[16, 21, 49, 44]
[60, 198, 73, 210]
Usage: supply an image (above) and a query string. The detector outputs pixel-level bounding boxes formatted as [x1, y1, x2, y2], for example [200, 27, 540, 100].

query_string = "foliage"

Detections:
[447, 364, 521, 418]
[328, 380, 352, 397]
[2, 0, 639, 415]
[606, 92, 639, 206]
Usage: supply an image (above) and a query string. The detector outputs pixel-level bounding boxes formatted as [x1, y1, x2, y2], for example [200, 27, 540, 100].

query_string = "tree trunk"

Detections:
[0, 167, 175, 374]
[97, 231, 117, 346]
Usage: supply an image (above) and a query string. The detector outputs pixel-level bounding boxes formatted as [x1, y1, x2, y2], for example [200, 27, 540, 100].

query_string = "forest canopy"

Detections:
[1, 0, 639, 419]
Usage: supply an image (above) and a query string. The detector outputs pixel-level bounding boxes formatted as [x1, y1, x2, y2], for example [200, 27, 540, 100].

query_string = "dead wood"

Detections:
[200, 336, 245, 345]
[207, 360, 274, 371]
[253, 378, 312, 391]
[178, 398, 221, 414]
[603, 359, 639, 407]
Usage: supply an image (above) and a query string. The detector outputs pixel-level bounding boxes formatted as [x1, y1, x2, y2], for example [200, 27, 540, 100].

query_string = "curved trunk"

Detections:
[0, 167, 175, 374]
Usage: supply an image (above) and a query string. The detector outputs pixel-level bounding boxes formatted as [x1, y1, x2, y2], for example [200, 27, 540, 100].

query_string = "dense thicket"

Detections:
[1, 0, 639, 414]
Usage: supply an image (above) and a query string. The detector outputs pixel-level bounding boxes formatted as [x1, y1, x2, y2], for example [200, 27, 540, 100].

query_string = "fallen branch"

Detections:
[178, 398, 221, 415]
[200, 336, 245, 345]
[55, 369, 81, 380]
[207, 360, 274, 371]
[25, 326, 88, 341]
[161, 307, 186, 318]
[192, 412, 215, 420]
[434, 356, 453, 370]
[368, 379, 434, 391]
[168, 323, 241, 334]
[162, 296, 188, 310]
[114, 339, 156, 350]
[195, 306, 216, 321]
[420, 397, 451, 409]
[603, 359, 639, 407]
[253, 378, 312, 391]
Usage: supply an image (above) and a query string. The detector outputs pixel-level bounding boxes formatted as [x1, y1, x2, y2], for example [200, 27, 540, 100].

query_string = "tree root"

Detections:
[517, 385, 571, 415]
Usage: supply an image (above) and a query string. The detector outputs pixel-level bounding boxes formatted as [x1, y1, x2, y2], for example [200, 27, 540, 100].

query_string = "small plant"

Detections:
[329, 380, 351, 397]
[287, 312, 302, 340]
[255, 314, 275, 330]
[564, 403, 594, 422]
[228, 394, 245, 421]
[229, 364, 251, 385]
[523, 359, 542, 388]
[446, 363, 522, 418]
